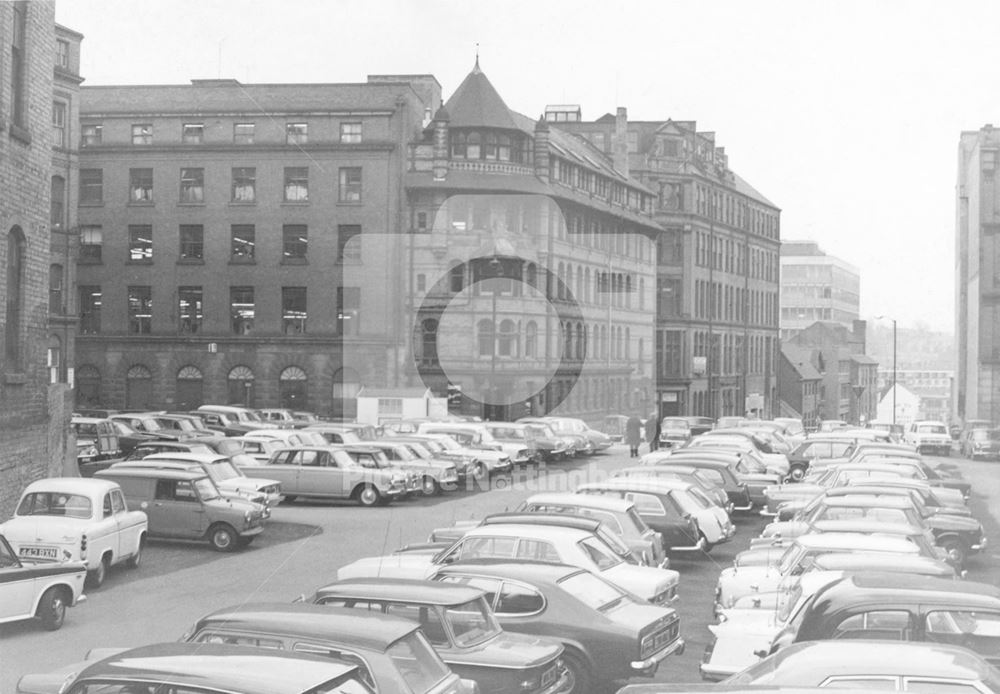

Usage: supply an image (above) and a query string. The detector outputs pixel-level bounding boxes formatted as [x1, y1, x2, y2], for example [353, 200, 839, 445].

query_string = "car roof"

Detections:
[315, 577, 486, 606]
[463, 523, 591, 541]
[810, 554, 954, 574]
[763, 639, 995, 680]
[793, 533, 919, 552]
[577, 477, 695, 494]
[96, 467, 207, 482]
[809, 520, 924, 536]
[434, 559, 587, 584]
[813, 495, 915, 509]
[524, 493, 634, 513]
[813, 573, 1000, 613]
[141, 452, 230, 464]
[72, 642, 358, 694]
[195, 603, 420, 651]
[22, 477, 121, 496]
[480, 512, 603, 532]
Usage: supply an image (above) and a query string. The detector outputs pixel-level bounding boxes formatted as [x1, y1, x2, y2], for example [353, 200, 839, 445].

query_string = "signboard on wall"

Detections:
[693, 356, 707, 375]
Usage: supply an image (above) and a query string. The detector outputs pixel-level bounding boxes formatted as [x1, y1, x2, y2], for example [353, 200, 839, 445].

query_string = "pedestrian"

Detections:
[645, 414, 660, 453]
[625, 414, 643, 458]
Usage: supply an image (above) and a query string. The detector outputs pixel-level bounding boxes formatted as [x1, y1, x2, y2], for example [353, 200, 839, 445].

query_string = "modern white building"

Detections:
[780, 240, 860, 342]
[877, 383, 921, 427]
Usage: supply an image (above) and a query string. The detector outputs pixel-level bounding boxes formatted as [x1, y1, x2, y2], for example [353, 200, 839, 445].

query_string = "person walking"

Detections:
[625, 414, 643, 458]
[645, 413, 660, 453]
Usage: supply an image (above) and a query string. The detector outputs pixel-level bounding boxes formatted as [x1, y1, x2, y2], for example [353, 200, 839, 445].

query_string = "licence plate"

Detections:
[19, 545, 58, 560]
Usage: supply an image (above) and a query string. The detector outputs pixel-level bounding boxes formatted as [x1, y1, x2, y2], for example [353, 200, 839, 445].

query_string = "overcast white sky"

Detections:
[56, 0, 994, 333]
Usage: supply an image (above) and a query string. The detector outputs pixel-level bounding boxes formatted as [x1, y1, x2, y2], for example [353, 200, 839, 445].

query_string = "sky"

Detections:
[54, 0, 995, 333]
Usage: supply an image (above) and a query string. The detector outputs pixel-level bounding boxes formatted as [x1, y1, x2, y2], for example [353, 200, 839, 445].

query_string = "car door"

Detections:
[148, 479, 206, 538]
[923, 608, 1000, 666]
[0, 537, 36, 621]
[262, 449, 300, 492]
[95, 491, 122, 562]
[296, 450, 345, 498]
[625, 491, 692, 548]
[111, 488, 141, 557]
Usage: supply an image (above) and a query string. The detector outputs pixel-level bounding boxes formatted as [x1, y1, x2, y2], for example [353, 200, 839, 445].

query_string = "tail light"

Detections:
[80, 533, 88, 560]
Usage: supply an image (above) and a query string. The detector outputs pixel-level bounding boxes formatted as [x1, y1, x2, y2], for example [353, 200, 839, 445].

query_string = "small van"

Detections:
[71, 416, 121, 465]
[194, 405, 270, 435]
[94, 467, 265, 551]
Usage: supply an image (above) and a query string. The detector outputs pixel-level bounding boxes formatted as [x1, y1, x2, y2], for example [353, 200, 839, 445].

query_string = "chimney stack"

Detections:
[431, 106, 450, 181]
[612, 106, 630, 178]
[534, 116, 550, 183]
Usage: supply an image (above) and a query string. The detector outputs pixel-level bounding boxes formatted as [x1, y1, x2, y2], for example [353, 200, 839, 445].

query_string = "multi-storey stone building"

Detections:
[560, 111, 781, 418]
[404, 64, 658, 421]
[75, 76, 440, 417]
[1, 1, 78, 515]
[956, 125, 1000, 425]
[779, 240, 860, 341]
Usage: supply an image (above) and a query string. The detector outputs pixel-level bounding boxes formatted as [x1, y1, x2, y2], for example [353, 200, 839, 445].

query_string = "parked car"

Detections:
[121, 438, 214, 461]
[542, 417, 612, 455]
[369, 440, 462, 495]
[150, 412, 217, 438]
[640, 454, 753, 511]
[381, 435, 477, 479]
[0, 532, 86, 630]
[306, 579, 567, 694]
[181, 602, 476, 694]
[432, 561, 684, 692]
[576, 477, 734, 552]
[255, 408, 300, 428]
[768, 572, 1000, 665]
[231, 435, 287, 463]
[601, 414, 629, 442]
[482, 422, 537, 465]
[904, 420, 954, 456]
[514, 492, 668, 567]
[0, 477, 146, 588]
[94, 467, 263, 551]
[682, 416, 716, 437]
[517, 418, 588, 457]
[611, 465, 731, 513]
[415, 423, 513, 476]
[658, 417, 692, 449]
[301, 423, 364, 445]
[724, 639, 1000, 690]
[109, 412, 188, 441]
[666, 447, 782, 505]
[519, 422, 571, 461]
[336, 517, 680, 606]
[784, 437, 857, 482]
[15, 642, 375, 694]
[71, 416, 121, 468]
[194, 404, 271, 435]
[960, 427, 1000, 460]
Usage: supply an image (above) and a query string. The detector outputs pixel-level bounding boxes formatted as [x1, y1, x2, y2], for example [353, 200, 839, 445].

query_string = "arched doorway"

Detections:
[175, 365, 204, 410]
[279, 366, 308, 410]
[125, 364, 153, 410]
[227, 365, 255, 407]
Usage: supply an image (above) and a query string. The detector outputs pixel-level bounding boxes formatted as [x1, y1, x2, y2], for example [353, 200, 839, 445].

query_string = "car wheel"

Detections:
[37, 587, 67, 631]
[471, 462, 487, 482]
[86, 555, 109, 588]
[421, 476, 440, 497]
[700, 533, 716, 553]
[125, 538, 143, 570]
[941, 538, 968, 567]
[356, 484, 382, 507]
[208, 524, 239, 552]
[561, 651, 591, 694]
[788, 466, 807, 482]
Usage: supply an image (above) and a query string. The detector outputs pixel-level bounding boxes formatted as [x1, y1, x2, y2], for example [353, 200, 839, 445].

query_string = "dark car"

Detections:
[642, 456, 752, 512]
[784, 438, 857, 482]
[182, 602, 474, 694]
[15, 642, 373, 694]
[106, 418, 161, 455]
[307, 578, 568, 694]
[769, 572, 1000, 667]
[109, 413, 186, 441]
[431, 560, 684, 693]
[122, 439, 215, 461]
[681, 416, 715, 437]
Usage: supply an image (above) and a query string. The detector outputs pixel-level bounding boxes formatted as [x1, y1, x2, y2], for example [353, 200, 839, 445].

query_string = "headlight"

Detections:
[244, 510, 252, 523]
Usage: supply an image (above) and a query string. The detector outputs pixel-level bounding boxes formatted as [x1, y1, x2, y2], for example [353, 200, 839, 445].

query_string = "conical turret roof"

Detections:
[444, 61, 521, 131]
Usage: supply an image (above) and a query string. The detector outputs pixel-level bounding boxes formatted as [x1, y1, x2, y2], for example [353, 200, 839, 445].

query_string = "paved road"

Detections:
[1, 447, 997, 693]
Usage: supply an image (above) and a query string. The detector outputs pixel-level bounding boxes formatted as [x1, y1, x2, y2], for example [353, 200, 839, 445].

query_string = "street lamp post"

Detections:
[876, 316, 897, 426]
[488, 257, 504, 420]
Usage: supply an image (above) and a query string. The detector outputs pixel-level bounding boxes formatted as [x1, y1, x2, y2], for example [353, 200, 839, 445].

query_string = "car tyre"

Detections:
[700, 532, 716, 553]
[940, 538, 968, 567]
[788, 465, 807, 483]
[125, 538, 143, 570]
[86, 555, 109, 589]
[356, 484, 382, 507]
[471, 462, 487, 482]
[421, 476, 440, 497]
[561, 651, 591, 694]
[208, 523, 239, 552]
[37, 587, 67, 631]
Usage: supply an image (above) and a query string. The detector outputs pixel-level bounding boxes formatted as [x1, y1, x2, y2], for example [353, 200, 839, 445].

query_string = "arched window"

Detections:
[76, 365, 101, 408]
[332, 367, 361, 418]
[525, 321, 538, 358]
[49, 263, 64, 315]
[565, 265, 573, 301]
[625, 276, 632, 309]
[477, 319, 494, 357]
[576, 265, 584, 303]
[449, 263, 465, 293]
[498, 319, 517, 357]
[584, 268, 591, 304]
[51, 176, 65, 229]
[525, 263, 537, 289]
[575, 322, 585, 360]
[639, 278, 645, 311]
[6, 227, 25, 367]
[176, 365, 204, 409]
[228, 365, 255, 407]
[126, 364, 153, 410]
[557, 262, 566, 300]
[279, 365, 308, 409]
[625, 327, 631, 361]
[563, 321, 573, 359]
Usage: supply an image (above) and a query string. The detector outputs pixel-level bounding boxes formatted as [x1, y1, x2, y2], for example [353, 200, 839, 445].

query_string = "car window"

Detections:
[904, 681, 987, 693]
[0, 539, 20, 568]
[386, 631, 450, 692]
[819, 676, 898, 689]
[577, 537, 621, 570]
[270, 450, 295, 465]
[437, 575, 502, 607]
[191, 630, 284, 649]
[495, 582, 544, 614]
[458, 536, 517, 560]
[102, 493, 113, 518]
[17, 492, 93, 519]
[295, 450, 320, 467]
[925, 610, 1000, 658]
[625, 492, 666, 515]
[832, 610, 913, 640]
[384, 603, 449, 647]
[832, 441, 854, 456]
[515, 539, 561, 562]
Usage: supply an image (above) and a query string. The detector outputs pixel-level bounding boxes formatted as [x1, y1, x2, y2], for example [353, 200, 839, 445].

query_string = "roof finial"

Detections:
[474, 43, 480, 73]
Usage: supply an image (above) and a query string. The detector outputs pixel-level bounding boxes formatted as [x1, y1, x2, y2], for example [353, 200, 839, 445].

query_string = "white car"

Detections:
[0, 478, 147, 588]
[337, 520, 680, 606]
[0, 532, 87, 630]
[904, 420, 953, 456]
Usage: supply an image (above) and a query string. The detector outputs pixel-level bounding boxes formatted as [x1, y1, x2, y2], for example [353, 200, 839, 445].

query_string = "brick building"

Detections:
[404, 63, 658, 421]
[778, 343, 821, 430]
[0, 1, 76, 516]
[559, 112, 781, 418]
[74, 76, 440, 417]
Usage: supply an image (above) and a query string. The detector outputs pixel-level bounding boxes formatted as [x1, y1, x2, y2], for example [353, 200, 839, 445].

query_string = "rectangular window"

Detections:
[11, 2, 26, 127]
[340, 122, 362, 143]
[129, 168, 154, 203]
[337, 224, 361, 262]
[81, 123, 102, 147]
[286, 122, 308, 145]
[230, 286, 254, 334]
[178, 286, 203, 334]
[181, 123, 203, 144]
[234, 123, 254, 144]
[230, 224, 255, 262]
[49, 265, 64, 315]
[282, 224, 308, 261]
[79, 226, 103, 263]
[339, 167, 362, 203]
[56, 38, 69, 68]
[179, 168, 205, 203]
[417, 211, 428, 230]
[657, 278, 683, 318]
[79, 286, 101, 334]
[284, 167, 308, 202]
[127, 225, 153, 262]
[79, 168, 103, 204]
[231, 167, 256, 202]
[127, 286, 152, 334]
[131, 123, 153, 145]
[179, 225, 204, 261]
[52, 101, 67, 148]
[337, 286, 360, 336]
[282, 287, 307, 334]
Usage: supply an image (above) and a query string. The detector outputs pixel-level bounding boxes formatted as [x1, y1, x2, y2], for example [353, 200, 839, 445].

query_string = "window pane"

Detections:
[180, 168, 204, 203]
[284, 167, 309, 201]
[339, 167, 362, 202]
[234, 123, 254, 144]
[128, 225, 153, 262]
[178, 286, 203, 334]
[231, 287, 254, 334]
[127, 286, 152, 335]
[179, 225, 204, 260]
[232, 167, 256, 202]
[181, 123, 203, 144]
[79, 169, 103, 204]
[231, 225, 255, 261]
[282, 287, 307, 334]
[340, 122, 362, 143]
[131, 123, 152, 145]
[129, 168, 153, 202]
[282, 224, 308, 260]
[286, 122, 307, 144]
